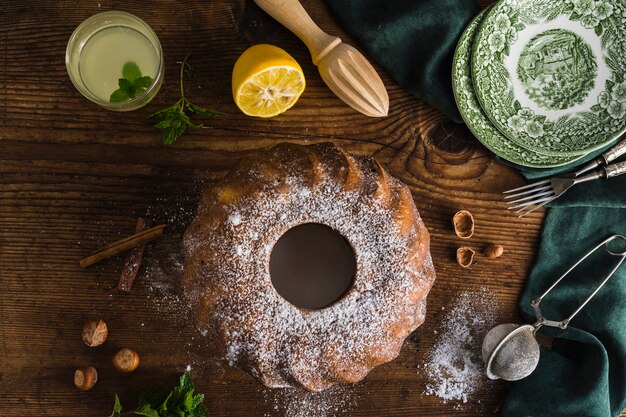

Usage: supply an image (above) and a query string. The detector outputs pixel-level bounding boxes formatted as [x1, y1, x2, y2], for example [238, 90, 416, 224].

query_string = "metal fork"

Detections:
[505, 138, 626, 216]
[503, 138, 626, 217]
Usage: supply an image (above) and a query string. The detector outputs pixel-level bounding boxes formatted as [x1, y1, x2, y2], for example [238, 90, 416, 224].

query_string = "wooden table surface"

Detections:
[2, 1, 621, 416]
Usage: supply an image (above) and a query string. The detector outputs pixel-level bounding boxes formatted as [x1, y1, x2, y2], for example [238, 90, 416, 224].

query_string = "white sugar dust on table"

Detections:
[422, 289, 499, 406]
[263, 385, 357, 417]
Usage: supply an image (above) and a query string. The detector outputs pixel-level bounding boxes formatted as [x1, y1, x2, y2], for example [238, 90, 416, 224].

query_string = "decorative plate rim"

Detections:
[453, 8, 585, 168]
[471, 0, 626, 157]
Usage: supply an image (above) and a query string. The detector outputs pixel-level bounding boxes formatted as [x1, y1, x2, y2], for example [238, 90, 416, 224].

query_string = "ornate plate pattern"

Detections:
[472, 0, 626, 156]
[453, 9, 584, 168]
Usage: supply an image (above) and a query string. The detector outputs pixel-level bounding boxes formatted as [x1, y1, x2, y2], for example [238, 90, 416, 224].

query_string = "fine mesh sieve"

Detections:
[482, 235, 626, 381]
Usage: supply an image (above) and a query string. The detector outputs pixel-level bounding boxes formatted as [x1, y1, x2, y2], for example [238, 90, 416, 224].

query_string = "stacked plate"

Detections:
[453, 0, 626, 168]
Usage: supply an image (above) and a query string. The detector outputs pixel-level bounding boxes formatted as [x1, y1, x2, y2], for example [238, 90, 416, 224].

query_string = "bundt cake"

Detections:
[183, 142, 436, 391]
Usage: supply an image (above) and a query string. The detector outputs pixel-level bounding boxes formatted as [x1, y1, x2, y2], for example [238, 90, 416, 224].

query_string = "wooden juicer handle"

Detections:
[253, 0, 343, 65]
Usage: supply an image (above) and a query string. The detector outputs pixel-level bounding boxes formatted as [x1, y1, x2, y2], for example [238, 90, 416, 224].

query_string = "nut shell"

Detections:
[113, 348, 140, 373]
[484, 244, 504, 258]
[452, 210, 474, 239]
[81, 319, 108, 347]
[456, 247, 475, 268]
[74, 366, 98, 391]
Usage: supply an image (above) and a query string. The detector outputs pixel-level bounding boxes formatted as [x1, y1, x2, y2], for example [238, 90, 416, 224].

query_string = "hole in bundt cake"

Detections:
[269, 223, 356, 310]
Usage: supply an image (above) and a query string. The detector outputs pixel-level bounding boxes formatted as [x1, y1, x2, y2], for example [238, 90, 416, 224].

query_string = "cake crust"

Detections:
[183, 142, 436, 391]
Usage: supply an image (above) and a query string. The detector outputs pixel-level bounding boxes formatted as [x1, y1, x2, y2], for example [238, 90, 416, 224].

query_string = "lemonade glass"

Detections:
[66, 11, 164, 111]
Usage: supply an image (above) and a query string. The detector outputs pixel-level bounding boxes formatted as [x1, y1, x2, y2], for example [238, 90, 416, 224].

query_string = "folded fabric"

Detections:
[326, 0, 480, 122]
[503, 171, 626, 417]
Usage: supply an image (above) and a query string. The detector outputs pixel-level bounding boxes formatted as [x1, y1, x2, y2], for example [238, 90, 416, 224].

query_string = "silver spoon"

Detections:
[482, 235, 626, 381]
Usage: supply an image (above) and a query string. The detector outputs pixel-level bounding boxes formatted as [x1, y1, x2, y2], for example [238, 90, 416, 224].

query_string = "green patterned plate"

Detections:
[453, 9, 585, 168]
[472, 0, 626, 157]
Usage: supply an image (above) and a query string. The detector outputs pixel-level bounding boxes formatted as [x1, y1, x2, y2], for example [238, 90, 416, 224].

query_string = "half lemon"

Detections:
[232, 44, 306, 118]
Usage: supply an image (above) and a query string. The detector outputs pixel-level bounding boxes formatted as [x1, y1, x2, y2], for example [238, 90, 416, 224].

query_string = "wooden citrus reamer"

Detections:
[253, 0, 389, 117]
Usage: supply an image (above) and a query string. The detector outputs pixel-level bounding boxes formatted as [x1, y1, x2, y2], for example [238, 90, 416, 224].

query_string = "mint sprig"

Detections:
[109, 373, 209, 417]
[110, 62, 154, 103]
[149, 54, 222, 145]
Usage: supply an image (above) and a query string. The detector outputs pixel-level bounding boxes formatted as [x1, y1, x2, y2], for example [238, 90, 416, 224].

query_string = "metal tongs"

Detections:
[482, 235, 626, 381]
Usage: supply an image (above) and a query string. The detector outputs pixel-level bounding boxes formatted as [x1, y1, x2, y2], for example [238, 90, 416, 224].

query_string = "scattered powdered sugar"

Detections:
[184, 144, 436, 391]
[423, 289, 498, 405]
[144, 249, 186, 308]
[144, 177, 207, 232]
[264, 385, 357, 417]
[228, 212, 242, 226]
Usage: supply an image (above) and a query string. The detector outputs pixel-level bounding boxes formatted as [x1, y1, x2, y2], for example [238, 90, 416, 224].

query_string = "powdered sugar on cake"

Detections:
[183, 144, 436, 391]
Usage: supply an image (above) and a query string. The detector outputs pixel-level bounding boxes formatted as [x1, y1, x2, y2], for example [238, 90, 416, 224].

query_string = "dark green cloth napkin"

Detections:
[326, 0, 480, 122]
[502, 169, 626, 417]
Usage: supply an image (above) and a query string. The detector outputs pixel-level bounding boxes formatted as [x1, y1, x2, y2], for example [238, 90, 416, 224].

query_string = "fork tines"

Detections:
[503, 179, 556, 217]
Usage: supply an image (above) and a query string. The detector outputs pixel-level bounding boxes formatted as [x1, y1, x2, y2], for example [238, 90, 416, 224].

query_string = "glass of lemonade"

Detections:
[66, 11, 164, 111]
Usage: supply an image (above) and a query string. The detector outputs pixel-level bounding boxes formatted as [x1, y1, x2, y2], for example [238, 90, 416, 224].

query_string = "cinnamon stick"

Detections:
[79, 224, 166, 268]
[117, 218, 149, 292]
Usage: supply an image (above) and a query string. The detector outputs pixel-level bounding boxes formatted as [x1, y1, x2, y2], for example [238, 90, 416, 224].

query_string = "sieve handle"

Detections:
[531, 235, 626, 330]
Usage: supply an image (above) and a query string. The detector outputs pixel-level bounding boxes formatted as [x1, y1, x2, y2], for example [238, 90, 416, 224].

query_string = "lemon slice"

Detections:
[232, 44, 306, 118]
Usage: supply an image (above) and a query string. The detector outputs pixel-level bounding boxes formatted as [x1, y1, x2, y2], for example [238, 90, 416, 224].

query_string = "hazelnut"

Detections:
[74, 366, 98, 391]
[456, 247, 475, 268]
[452, 210, 474, 239]
[484, 244, 504, 258]
[81, 319, 108, 347]
[113, 348, 140, 373]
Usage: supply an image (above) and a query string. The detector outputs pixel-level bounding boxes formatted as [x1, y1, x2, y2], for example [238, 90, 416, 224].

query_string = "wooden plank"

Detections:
[0, 151, 528, 416]
[1, 0, 622, 416]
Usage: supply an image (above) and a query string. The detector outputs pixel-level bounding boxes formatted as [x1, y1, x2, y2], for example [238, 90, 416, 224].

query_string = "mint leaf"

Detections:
[150, 105, 190, 145]
[109, 63, 153, 103]
[183, 389, 195, 411]
[164, 116, 188, 143]
[110, 78, 135, 102]
[109, 373, 209, 417]
[192, 404, 210, 417]
[191, 393, 205, 410]
[150, 55, 221, 145]
[186, 102, 223, 117]
[110, 89, 131, 103]
[138, 388, 167, 408]
[108, 394, 123, 417]
[123, 61, 142, 82]
[179, 371, 193, 389]
[150, 105, 179, 123]
[134, 76, 153, 92]
[118, 78, 134, 92]
[131, 404, 160, 417]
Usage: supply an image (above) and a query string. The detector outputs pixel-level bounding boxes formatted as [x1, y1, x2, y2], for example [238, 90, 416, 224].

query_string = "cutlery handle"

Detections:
[603, 137, 626, 164]
[604, 160, 626, 179]
[253, 0, 341, 64]
[574, 137, 626, 177]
